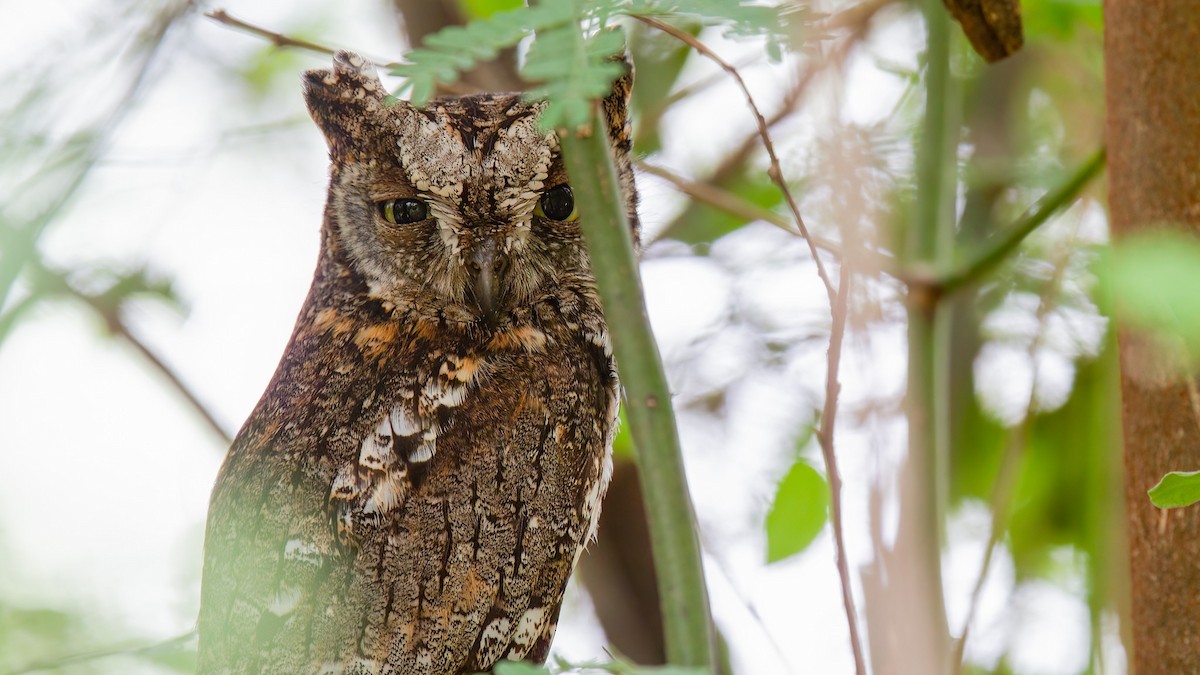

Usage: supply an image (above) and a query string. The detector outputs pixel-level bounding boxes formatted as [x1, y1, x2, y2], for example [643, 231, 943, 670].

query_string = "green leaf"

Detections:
[550, 657, 708, 674]
[525, 25, 626, 130]
[667, 173, 786, 246]
[765, 458, 829, 563]
[1022, 0, 1103, 40]
[612, 406, 634, 459]
[1149, 471, 1200, 509]
[392, 4, 570, 105]
[458, 0, 524, 20]
[394, 0, 800, 122]
[491, 660, 553, 675]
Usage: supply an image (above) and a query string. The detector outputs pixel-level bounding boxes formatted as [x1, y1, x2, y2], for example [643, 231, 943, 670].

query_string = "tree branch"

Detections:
[206, 10, 344, 60]
[562, 110, 715, 668]
[638, 162, 811, 240]
[816, 260, 867, 675]
[24, 260, 232, 445]
[932, 148, 1107, 295]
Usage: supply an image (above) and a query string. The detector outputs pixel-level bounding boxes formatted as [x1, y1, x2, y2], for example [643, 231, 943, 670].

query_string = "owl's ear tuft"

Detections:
[303, 51, 387, 160]
[602, 54, 634, 155]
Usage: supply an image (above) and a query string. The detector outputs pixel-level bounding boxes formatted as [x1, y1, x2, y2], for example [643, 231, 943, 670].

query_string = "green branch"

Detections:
[561, 110, 715, 670]
[936, 148, 1107, 294]
[890, 2, 956, 671]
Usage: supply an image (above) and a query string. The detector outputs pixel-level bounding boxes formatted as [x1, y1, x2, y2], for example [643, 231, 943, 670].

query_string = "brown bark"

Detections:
[1105, 4, 1200, 672]
[942, 0, 1023, 62]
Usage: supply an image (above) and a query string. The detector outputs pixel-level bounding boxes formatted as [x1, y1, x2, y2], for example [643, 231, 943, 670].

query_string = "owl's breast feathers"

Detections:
[198, 273, 618, 674]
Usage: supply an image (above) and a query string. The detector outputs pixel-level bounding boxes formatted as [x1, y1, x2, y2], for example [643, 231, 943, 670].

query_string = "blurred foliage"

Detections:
[0, 570, 195, 675]
[1109, 231, 1200, 358]
[391, 0, 791, 127]
[491, 659, 705, 675]
[628, 21, 693, 154]
[458, 0, 525, 20]
[0, 601, 84, 674]
[1022, 0, 1103, 40]
[668, 175, 787, 247]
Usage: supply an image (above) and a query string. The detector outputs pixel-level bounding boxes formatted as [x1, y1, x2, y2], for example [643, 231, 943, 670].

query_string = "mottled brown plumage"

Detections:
[198, 51, 637, 674]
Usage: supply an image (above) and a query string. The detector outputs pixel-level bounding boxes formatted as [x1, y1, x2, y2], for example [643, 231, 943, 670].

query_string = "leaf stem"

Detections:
[561, 110, 714, 669]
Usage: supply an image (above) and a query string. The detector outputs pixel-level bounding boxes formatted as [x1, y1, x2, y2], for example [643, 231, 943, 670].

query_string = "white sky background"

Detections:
[0, 1, 1112, 673]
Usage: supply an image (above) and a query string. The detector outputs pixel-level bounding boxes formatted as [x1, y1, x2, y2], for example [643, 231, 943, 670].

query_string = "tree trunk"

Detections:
[1105, 4, 1200, 672]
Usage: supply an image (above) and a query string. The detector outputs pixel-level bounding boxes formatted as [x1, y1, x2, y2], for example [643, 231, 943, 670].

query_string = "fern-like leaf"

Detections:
[390, 0, 802, 127]
[390, 3, 573, 104]
[623, 0, 804, 60]
[524, 26, 627, 130]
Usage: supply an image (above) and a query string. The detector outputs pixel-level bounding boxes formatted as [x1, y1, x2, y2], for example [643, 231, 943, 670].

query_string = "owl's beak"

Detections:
[467, 237, 507, 326]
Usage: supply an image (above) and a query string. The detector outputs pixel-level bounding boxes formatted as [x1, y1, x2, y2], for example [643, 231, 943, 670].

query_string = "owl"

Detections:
[197, 51, 637, 674]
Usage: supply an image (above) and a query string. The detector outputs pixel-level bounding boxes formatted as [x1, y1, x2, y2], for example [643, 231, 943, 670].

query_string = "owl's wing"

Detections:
[197, 359, 462, 672]
[198, 423, 362, 674]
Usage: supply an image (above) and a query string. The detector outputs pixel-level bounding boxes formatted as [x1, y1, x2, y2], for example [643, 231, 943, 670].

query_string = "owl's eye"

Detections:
[379, 198, 429, 224]
[535, 184, 578, 222]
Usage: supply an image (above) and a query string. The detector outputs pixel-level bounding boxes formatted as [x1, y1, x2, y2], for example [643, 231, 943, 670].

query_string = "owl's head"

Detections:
[302, 51, 636, 327]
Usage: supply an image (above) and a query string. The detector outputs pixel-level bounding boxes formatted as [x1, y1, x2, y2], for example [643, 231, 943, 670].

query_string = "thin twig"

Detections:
[204, 9, 486, 95]
[116, 315, 234, 445]
[717, 0, 891, 181]
[206, 9, 343, 58]
[639, 161, 906, 277]
[24, 260, 233, 445]
[652, 0, 891, 245]
[205, 9, 399, 69]
[205, 9, 407, 73]
[951, 227, 1079, 672]
[700, 539, 799, 674]
[634, 15, 837, 308]
[816, 260, 868, 675]
[639, 162, 807, 238]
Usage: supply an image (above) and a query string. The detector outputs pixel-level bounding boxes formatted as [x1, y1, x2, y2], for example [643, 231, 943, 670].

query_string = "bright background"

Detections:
[0, 1, 1112, 673]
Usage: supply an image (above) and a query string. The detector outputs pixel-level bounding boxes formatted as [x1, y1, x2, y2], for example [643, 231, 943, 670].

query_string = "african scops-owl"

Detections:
[197, 51, 637, 674]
